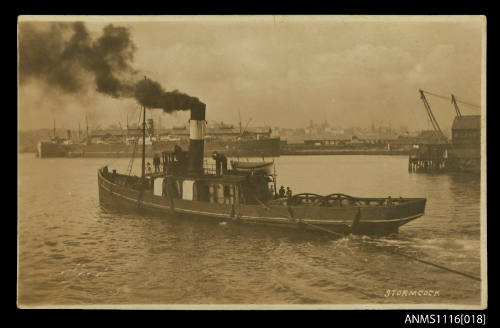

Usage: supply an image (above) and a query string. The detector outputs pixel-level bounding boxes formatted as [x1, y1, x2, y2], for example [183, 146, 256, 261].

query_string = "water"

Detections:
[18, 154, 482, 306]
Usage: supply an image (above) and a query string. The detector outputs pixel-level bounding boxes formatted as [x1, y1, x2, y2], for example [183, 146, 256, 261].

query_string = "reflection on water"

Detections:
[18, 154, 482, 306]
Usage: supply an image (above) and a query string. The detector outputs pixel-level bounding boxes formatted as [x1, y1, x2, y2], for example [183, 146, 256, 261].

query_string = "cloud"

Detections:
[19, 19, 483, 131]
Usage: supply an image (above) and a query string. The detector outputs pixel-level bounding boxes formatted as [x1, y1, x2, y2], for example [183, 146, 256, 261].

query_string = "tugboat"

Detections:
[98, 103, 426, 236]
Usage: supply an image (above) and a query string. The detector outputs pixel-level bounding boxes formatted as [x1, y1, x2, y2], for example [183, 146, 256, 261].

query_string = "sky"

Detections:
[18, 16, 485, 133]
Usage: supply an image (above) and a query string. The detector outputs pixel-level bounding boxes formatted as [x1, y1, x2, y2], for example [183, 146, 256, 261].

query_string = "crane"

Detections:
[451, 94, 462, 117]
[420, 90, 479, 116]
[418, 89, 481, 142]
[419, 89, 447, 142]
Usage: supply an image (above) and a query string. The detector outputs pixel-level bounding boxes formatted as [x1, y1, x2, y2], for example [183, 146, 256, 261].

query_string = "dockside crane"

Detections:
[451, 94, 462, 117]
[418, 89, 481, 141]
[418, 89, 448, 142]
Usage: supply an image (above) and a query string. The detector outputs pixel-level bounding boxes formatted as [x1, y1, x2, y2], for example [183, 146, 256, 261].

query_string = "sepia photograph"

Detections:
[17, 15, 486, 309]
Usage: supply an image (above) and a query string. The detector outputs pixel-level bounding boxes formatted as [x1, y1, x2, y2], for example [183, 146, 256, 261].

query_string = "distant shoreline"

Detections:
[281, 150, 408, 156]
[19, 150, 410, 157]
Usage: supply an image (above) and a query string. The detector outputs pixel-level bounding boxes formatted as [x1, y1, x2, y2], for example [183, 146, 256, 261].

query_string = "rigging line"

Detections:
[126, 105, 145, 177]
[102, 106, 143, 169]
[422, 90, 450, 101]
[391, 249, 481, 282]
[422, 90, 481, 109]
[103, 108, 141, 171]
[453, 98, 481, 109]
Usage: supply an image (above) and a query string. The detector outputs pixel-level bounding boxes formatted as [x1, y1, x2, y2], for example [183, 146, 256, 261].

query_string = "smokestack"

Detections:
[188, 103, 206, 175]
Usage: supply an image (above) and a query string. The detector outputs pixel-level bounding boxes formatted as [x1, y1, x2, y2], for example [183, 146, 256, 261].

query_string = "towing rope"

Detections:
[391, 249, 481, 281]
[318, 224, 481, 282]
[304, 218, 481, 281]
[244, 194, 481, 282]
[255, 196, 480, 282]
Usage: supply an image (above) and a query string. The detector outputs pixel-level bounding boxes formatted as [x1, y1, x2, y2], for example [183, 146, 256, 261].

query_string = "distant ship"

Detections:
[36, 121, 280, 158]
[153, 121, 280, 158]
[36, 126, 85, 158]
[152, 137, 281, 158]
[37, 139, 68, 158]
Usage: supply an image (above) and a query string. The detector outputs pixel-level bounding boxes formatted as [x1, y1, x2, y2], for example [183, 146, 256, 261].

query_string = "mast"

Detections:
[142, 104, 146, 180]
[273, 163, 277, 197]
[238, 110, 242, 135]
[86, 115, 89, 145]
[158, 116, 161, 141]
[53, 119, 56, 138]
[141, 77, 147, 180]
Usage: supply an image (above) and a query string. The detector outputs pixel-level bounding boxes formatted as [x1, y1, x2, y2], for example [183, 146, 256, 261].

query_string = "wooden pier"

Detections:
[408, 143, 449, 172]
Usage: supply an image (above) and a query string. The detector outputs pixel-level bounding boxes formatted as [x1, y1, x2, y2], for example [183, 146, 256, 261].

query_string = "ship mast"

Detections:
[86, 115, 89, 145]
[141, 104, 146, 180]
[141, 77, 147, 180]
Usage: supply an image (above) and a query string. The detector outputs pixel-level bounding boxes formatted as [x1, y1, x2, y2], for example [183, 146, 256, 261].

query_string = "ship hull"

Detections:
[37, 141, 67, 158]
[98, 170, 425, 236]
[36, 137, 281, 158]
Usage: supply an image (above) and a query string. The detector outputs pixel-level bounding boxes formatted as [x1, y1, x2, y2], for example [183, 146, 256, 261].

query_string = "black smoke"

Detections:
[19, 21, 203, 112]
[134, 79, 203, 114]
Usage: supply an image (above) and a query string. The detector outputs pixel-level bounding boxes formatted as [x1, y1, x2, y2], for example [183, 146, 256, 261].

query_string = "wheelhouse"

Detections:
[155, 150, 276, 205]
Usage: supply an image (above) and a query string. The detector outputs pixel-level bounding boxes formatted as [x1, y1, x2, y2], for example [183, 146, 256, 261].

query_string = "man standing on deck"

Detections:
[279, 186, 286, 198]
[212, 152, 221, 175]
[153, 153, 160, 173]
[220, 153, 228, 175]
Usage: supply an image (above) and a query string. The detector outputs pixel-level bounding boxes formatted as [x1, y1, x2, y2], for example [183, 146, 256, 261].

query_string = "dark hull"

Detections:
[98, 171, 425, 236]
[37, 141, 67, 158]
[36, 143, 154, 158]
[36, 137, 281, 158]
[83, 144, 153, 158]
